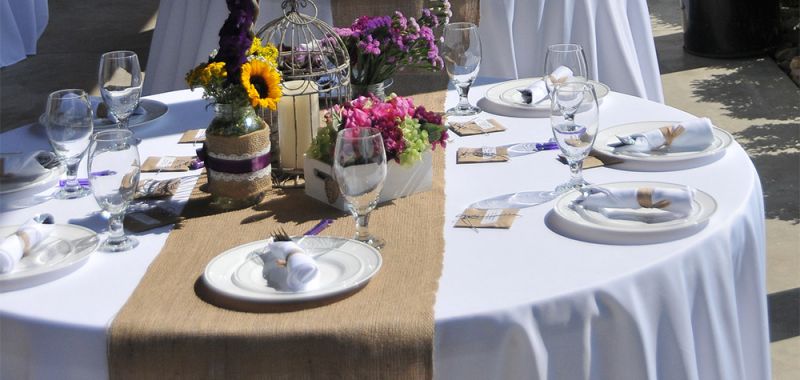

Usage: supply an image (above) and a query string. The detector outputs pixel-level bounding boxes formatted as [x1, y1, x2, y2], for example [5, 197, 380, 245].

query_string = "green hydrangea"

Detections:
[398, 116, 429, 166]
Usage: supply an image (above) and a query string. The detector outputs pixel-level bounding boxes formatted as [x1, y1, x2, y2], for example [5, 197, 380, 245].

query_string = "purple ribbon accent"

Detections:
[196, 145, 271, 174]
[303, 219, 334, 236]
[536, 142, 559, 151]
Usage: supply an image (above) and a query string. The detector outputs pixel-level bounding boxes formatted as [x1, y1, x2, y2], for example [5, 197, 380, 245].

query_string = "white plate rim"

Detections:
[0, 224, 99, 291]
[203, 236, 382, 303]
[0, 163, 65, 195]
[548, 181, 717, 245]
[593, 121, 733, 168]
[38, 98, 169, 129]
[484, 77, 610, 113]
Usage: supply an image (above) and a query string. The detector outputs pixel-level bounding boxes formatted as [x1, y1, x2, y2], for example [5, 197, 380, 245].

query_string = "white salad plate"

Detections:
[0, 163, 65, 211]
[547, 181, 717, 245]
[0, 224, 99, 291]
[481, 78, 609, 117]
[38, 97, 168, 129]
[593, 121, 733, 171]
[203, 236, 382, 303]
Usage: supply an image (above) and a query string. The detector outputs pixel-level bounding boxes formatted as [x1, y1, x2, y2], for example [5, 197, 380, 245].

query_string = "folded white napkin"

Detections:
[0, 151, 53, 182]
[614, 118, 715, 154]
[0, 219, 50, 274]
[519, 66, 573, 104]
[574, 186, 696, 221]
[262, 240, 320, 292]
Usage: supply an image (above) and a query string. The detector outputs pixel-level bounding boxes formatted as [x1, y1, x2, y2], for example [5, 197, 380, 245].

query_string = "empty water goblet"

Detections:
[550, 82, 599, 194]
[44, 89, 94, 199]
[98, 50, 142, 142]
[88, 129, 140, 252]
[333, 128, 387, 249]
[443, 22, 482, 116]
[543, 43, 589, 96]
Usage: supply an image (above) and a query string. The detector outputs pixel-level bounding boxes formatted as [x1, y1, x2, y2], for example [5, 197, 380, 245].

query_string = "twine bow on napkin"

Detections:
[573, 186, 696, 222]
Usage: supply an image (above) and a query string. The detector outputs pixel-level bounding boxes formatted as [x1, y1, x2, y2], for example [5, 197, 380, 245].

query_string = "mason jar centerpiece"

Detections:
[186, 0, 282, 210]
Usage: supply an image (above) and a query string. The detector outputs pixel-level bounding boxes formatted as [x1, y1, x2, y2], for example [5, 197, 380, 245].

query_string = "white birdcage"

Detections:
[257, 0, 350, 187]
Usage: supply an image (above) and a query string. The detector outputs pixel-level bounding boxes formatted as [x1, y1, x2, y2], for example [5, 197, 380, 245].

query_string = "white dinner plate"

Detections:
[592, 121, 733, 171]
[203, 236, 382, 303]
[481, 78, 610, 117]
[0, 224, 99, 291]
[38, 97, 168, 129]
[546, 181, 717, 245]
[0, 163, 65, 211]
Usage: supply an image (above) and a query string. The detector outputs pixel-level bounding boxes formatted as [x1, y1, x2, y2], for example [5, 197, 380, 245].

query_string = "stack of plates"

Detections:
[480, 78, 610, 117]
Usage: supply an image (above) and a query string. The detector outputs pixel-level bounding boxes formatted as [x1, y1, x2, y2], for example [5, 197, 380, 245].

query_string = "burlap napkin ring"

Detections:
[636, 187, 671, 209]
[659, 125, 686, 146]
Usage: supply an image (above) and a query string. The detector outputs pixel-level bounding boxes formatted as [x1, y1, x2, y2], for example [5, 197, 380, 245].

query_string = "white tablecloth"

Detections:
[478, 0, 664, 103]
[0, 83, 769, 379]
[143, 0, 332, 95]
[0, 0, 48, 67]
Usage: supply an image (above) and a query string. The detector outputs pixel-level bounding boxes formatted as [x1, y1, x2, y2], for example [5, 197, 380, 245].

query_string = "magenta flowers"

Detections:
[335, 1, 451, 85]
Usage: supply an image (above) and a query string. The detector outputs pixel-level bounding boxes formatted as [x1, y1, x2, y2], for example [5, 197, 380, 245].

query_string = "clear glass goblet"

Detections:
[550, 82, 599, 194]
[88, 129, 141, 252]
[443, 22, 482, 116]
[44, 89, 94, 199]
[333, 127, 387, 249]
[543, 43, 589, 95]
[98, 51, 143, 137]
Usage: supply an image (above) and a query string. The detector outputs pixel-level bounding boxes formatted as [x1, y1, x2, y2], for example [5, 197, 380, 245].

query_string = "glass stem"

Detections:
[63, 159, 82, 193]
[569, 160, 584, 185]
[107, 212, 126, 245]
[456, 84, 471, 110]
[354, 213, 371, 242]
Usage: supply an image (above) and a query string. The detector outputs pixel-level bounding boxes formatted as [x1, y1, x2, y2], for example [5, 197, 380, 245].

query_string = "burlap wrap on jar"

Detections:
[203, 124, 272, 201]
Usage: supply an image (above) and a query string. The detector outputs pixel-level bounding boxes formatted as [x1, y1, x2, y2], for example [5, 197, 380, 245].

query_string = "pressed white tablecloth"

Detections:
[143, 0, 333, 95]
[478, 0, 664, 103]
[0, 0, 48, 67]
[0, 82, 768, 379]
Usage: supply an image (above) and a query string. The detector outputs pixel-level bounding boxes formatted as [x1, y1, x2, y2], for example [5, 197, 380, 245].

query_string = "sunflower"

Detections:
[241, 60, 281, 110]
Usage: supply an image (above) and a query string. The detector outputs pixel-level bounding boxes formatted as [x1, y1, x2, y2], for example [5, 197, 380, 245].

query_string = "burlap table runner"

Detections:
[108, 78, 448, 379]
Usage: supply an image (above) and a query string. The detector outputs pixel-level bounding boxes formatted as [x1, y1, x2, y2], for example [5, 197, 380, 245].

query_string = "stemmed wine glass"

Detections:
[98, 51, 143, 138]
[88, 129, 141, 252]
[543, 43, 589, 95]
[44, 89, 94, 199]
[550, 82, 599, 194]
[333, 128, 387, 249]
[442, 22, 482, 116]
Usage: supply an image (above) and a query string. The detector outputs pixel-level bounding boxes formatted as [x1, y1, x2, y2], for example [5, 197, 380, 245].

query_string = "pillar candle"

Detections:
[277, 80, 320, 171]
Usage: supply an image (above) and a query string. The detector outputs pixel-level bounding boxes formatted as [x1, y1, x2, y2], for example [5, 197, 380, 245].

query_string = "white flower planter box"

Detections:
[304, 150, 433, 211]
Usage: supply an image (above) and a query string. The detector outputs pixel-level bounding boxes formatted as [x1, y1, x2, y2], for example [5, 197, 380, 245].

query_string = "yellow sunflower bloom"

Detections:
[241, 60, 282, 110]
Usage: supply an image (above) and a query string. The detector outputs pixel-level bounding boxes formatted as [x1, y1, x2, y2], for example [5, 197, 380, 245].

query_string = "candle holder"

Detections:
[257, 0, 351, 188]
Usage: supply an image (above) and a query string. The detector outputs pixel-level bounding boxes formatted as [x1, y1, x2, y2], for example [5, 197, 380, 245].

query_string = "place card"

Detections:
[124, 206, 183, 233]
[456, 147, 509, 164]
[557, 153, 623, 169]
[135, 178, 182, 199]
[449, 118, 506, 136]
[141, 156, 195, 172]
[178, 129, 207, 143]
[454, 208, 519, 229]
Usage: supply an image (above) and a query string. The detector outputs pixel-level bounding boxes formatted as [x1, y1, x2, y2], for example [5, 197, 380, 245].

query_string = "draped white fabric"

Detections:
[142, 0, 332, 95]
[0, 0, 48, 67]
[478, 0, 664, 103]
[0, 85, 769, 379]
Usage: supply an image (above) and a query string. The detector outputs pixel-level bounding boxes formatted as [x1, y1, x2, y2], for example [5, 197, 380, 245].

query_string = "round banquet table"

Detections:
[0, 0, 49, 67]
[0, 82, 769, 379]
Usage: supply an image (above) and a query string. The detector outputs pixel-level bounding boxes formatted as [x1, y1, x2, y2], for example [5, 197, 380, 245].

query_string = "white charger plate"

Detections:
[38, 97, 168, 129]
[592, 121, 733, 171]
[203, 236, 382, 303]
[546, 181, 717, 245]
[0, 224, 99, 291]
[481, 78, 609, 117]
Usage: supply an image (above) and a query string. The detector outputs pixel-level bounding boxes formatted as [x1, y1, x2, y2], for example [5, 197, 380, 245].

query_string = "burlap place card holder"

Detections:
[178, 129, 207, 144]
[449, 118, 506, 136]
[557, 153, 623, 169]
[455, 208, 519, 229]
[125, 206, 183, 233]
[141, 156, 195, 172]
[456, 147, 509, 164]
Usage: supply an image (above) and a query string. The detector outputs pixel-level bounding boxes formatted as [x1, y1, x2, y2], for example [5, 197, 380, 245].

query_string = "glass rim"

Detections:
[336, 127, 383, 140]
[100, 50, 138, 59]
[547, 43, 583, 53]
[48, 88, 89, 99]
[92, 129, 134, 142]
[444, 22, 478, 30]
